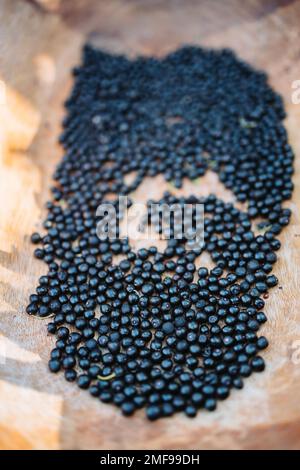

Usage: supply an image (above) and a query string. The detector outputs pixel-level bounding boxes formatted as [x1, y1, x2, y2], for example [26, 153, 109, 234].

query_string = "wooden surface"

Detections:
[0, 0, 300, 450]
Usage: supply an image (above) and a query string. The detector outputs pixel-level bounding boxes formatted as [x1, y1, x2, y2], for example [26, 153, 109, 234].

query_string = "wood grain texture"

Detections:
[0, 0, 300, 450]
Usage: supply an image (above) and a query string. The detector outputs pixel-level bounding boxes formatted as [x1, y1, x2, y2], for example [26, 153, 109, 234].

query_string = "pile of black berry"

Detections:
[27, 45, 293, 420]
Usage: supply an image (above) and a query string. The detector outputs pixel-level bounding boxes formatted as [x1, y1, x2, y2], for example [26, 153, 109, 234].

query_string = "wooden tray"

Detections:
[0, 0, 300, 449]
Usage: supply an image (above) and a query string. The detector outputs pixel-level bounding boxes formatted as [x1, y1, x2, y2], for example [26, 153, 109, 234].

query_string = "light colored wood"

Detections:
[0, 0, 300, 450]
